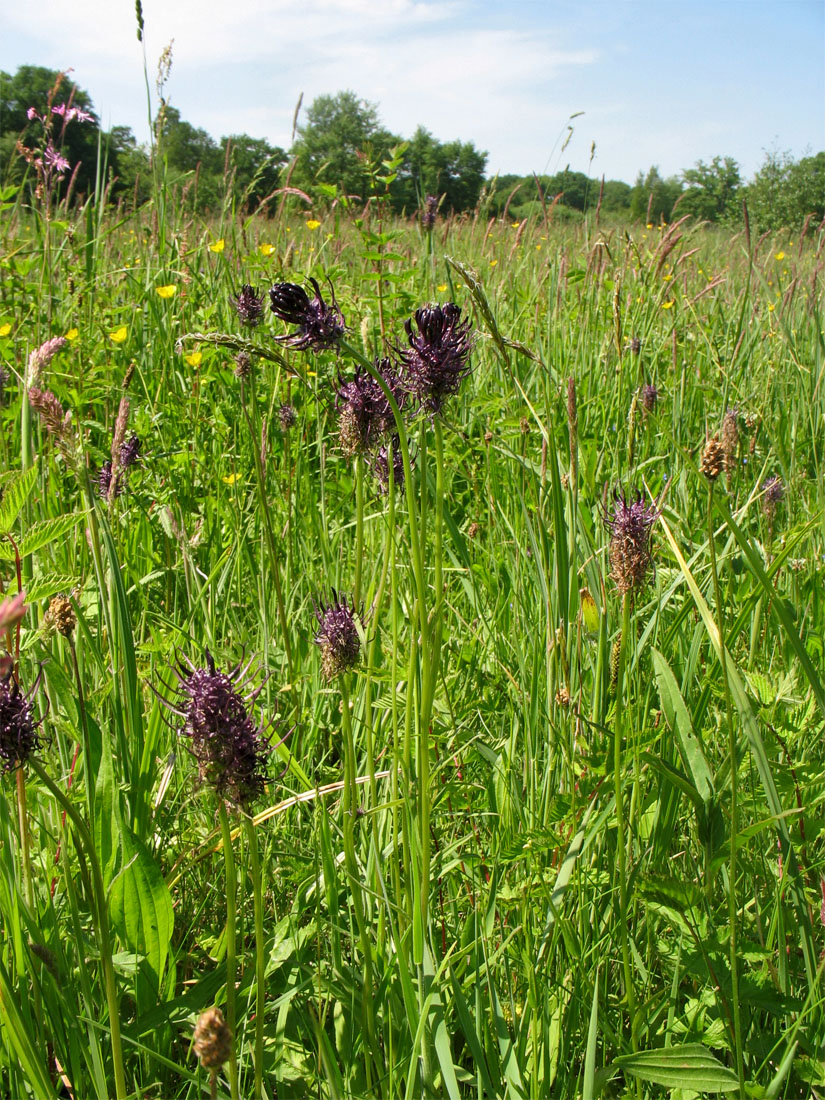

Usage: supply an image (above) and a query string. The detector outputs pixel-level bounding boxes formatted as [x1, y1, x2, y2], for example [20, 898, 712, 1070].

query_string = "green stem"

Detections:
[707, 484, 746, 1095]
[240, 378, 296, 694]
[613, 592, 638, 1051]
[354, 454, 365, 610]
[30, 760, 126, 1100]
[243, 817, 265, 1100]
[217, 801, 240, 1100]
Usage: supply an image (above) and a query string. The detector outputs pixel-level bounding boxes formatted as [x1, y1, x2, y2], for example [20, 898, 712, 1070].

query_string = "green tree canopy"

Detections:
[680, 155, 742, 222]
[393, 126, 487, 214]
[630, 165, 683, 222]
[746, 149, 825, 230]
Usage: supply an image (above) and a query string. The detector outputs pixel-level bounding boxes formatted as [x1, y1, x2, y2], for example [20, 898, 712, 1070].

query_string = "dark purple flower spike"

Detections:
[313, 591, 362, 680]
[398, 302, 473, 416]
[269, 278, 345, 352]
[604, 488, 659, 596]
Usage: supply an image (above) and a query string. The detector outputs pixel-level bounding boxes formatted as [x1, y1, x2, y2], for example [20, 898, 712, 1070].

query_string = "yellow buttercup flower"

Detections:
[209, 239, 225, 253]
[490, 259, 498, 266]
[775, 251, 785, 261]
[222, 472, 240, 485]
[661, 300, 674, 310]
[768, 303, 775, 312]
[646, 222, 653, 229]
[110, 326, 128, 343]
[65, 328, 78, 341]
[259, 243, 275, 256]
[437, 284, 447, 292]
[156, 284, 177, 299]
[305, 219, 321, 230]
[0, 323, 11, 337]
[185, 351, 203, 367]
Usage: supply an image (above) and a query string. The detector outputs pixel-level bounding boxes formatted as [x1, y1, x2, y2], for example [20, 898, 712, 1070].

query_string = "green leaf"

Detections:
[651, 647, 715, 802]
[19, 572, 77, 603]
[109, 833, 174, 990]
[0, 462, 38, 536]
[0, 958, 58, 1098]
[614, 1044, 740, 1091]
[0, 512, 84, 560]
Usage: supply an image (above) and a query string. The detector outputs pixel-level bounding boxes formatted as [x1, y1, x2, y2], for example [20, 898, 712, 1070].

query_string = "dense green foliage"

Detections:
[0, 129, 823, 1099]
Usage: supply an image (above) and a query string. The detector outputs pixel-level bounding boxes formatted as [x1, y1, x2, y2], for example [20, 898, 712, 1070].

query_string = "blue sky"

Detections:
[3, 0, 823, 183]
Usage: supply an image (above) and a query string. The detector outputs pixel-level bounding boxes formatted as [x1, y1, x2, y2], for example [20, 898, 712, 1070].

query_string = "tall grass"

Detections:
[0, 168, 823, 1099]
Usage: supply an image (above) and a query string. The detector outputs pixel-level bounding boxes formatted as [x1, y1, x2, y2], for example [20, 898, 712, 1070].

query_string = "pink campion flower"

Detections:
[43, 144, 70, 175]
[26, 106, 41, 121]
[0, 593, 27, 632]
[52, 104, 93, 124]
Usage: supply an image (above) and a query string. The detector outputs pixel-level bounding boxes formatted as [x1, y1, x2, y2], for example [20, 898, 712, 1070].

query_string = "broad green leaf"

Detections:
[0, 462, 38, 536]
[614, 1044, 739, 1091]
[0, 512, 84, 560]
[109, 833, 174, 990]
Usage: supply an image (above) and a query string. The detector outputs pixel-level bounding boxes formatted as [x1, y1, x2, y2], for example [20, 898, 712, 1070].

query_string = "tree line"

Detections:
[1, 65, 822, 229]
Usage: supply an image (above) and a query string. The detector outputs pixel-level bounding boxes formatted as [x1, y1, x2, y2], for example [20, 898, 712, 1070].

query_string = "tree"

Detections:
[0, 65, 101, 197]
[394, 127, 487, 214]
[680, 155, 741, 223]
[630, 166, 682, 222]
[747, 149, 825, 230]
[219, 134, 287, 213]
[291, 91, 400, 203]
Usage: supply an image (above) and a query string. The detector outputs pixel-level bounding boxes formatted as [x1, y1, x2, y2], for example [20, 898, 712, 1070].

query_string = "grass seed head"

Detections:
[701, 435, 725, 481]
[45, 595, 76, 638]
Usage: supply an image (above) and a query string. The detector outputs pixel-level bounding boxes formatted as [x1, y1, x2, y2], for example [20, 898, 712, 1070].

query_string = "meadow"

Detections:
[0, 170, 823, 1099]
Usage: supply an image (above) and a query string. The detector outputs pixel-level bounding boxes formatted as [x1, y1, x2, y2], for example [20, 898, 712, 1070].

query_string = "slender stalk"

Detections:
[16, 768, 34, 911]
[30, 760, 126, 1100]
[239, 377, 295, 693]
[707, 484, 746, 1095]
[217, 801, 240, 1100]
[243, 817, 265, 1100]
[613, 592, 638, 1051]
[354, 454, 365, 609]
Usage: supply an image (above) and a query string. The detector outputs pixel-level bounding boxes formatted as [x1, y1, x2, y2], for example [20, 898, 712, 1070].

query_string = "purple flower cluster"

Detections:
[269, 278, 344, 352]
[174, 651, 271, 809]
[231, 285, 265, 327]
[0, 673, 41, 773]
[398, 303, 474, 417]
[314, 592, 362, 680]
[605, 489, 659, 595]
[336, 359, 401, 457]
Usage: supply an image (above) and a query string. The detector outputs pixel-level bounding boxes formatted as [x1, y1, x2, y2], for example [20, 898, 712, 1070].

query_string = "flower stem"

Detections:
[613, 592, 638, 1052]
[217, 800, 240, 1100]
[243, 817, 265, 1100]
[707, 484, 745, 1095]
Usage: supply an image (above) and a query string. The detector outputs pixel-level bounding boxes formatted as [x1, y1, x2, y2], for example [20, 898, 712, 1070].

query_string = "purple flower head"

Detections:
[231, 284, 265, 327]
[278, 403, 297, 431]
[762, 475, 785, 525]
[119, 433, 141, 469]
[336, 359, 401, 456]
[640, 384, 659, 412]
[43, 144, 70, 176]
[173, 650, 272, 810]
[630, 336, 642, 356]
[0, 670, 43, 773]
[98, 460, 121, 500]
[313, 590, 362, 680]
[398, 302, 473, 416]
[421, 194, 439, 230]
[604, 488, 659, 595]
[269, 278, 345, 353]
[370, 436, 406, 494]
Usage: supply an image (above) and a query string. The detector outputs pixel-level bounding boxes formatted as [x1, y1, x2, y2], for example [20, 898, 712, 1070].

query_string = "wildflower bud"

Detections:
[604, 489, 658, 596]
[555, 686, 571, 708]
[640, 384, 659, 413]
[0, 592, 27, 632]
[370, 437, 406, 494]
[421, 194, 438, 230]
[721, 409, 739, 476]
[45, 596, 76, 638]
[278, 403, 297, 431]
[630, 337, 642, 356]
[119, 433, 141, 469]
[0, 670, 41, 773]
[234, 351, 252, 380]
[701, 436, 725, 482]
[269, 278, 345, 353]
[467, 521, 480, 540]
[231, 284, 265, 327]
[314, 592, 362, 680]
[484, 430, 493, 445]
[193, 1006, 232, 1070]
[761, 475, 785, 525]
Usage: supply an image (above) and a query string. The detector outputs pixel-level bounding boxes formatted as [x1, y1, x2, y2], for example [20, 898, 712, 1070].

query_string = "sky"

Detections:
[3, 0, 823, 184]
